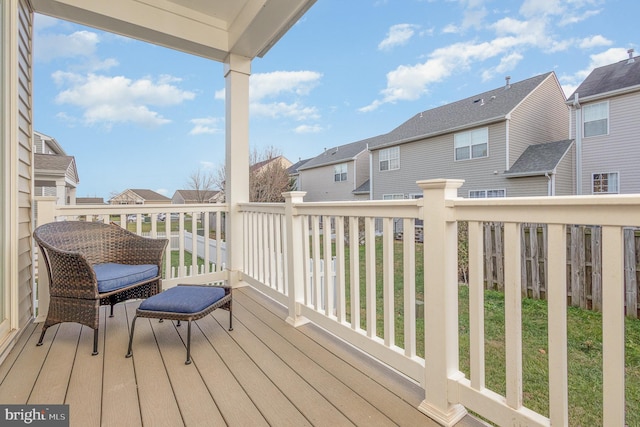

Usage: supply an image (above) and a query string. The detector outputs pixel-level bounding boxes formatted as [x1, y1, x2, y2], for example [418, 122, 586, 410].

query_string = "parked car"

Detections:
[127, 214, 137, 222]
[157, 213, 166, 221]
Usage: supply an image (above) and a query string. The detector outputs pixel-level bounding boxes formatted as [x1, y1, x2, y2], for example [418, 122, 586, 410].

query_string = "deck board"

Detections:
[0, 286, 486, 427]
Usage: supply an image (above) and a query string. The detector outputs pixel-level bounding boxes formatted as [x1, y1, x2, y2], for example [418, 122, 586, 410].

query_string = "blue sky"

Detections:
[33, 0, 638, 200]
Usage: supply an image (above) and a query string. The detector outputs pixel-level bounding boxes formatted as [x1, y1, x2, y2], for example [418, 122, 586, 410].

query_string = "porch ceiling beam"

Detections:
[30, 0, 316, 61]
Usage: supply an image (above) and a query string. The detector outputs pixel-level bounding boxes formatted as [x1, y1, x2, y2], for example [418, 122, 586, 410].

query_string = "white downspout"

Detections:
[505, 115, 510, 171]
[573, 93, 582, 195]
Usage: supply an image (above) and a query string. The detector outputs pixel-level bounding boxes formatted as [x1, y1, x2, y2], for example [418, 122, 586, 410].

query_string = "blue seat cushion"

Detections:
[138, 286, 226, 314]
[93, 263, 159, 293]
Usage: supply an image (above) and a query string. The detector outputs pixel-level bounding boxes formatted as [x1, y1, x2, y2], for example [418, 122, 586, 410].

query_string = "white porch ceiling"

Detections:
[30, 0, 316, 61]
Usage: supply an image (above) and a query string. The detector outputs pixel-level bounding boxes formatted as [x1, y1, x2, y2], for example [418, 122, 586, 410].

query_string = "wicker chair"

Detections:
[34, 221, 168, 355]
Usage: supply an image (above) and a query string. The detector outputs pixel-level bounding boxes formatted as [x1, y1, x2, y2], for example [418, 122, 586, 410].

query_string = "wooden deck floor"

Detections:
[0, 286, 485, 426]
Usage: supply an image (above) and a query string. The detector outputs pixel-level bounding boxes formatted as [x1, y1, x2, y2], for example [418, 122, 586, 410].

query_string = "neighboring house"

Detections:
[297, 139, 371, 201]
[368, 72, 572, 199]
[172, 189, 223, 204]
[251, 155, 293, 175]
[109, 189, 171, 205]
[567, 50, 640, 195]
[33, 131, 79, 205]
[286, 158, 312, 191]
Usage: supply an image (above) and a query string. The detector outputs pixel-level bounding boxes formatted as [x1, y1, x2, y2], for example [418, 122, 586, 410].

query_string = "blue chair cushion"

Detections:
[138, 286, 226, 314]
[93, 263, 159, 293]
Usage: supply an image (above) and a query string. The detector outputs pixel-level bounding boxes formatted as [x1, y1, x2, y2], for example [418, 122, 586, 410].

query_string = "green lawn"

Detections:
[336, 236, 639, 426]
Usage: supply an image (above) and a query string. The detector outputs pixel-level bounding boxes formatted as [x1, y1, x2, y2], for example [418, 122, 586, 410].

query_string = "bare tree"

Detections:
[249, 147, 294, 202]
[210, 146, 294, 203]
[186, 168, 219, 202]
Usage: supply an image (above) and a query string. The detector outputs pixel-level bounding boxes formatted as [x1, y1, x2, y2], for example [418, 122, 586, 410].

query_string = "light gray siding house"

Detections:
[33, 131, 80, 205]
[368, 72, 572, 199]
[568, 50, 640, 195]
[297, 139, 371, 201]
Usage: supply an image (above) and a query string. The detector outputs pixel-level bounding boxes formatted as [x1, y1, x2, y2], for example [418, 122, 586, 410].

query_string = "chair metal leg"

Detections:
[109, 304, 115, 318]
[125, 316, 138, 358]
[185, 320, 192, 365]
[92, 329, 99, 355]
[36, 326, 48, 346]
[229, 302, 233, 331]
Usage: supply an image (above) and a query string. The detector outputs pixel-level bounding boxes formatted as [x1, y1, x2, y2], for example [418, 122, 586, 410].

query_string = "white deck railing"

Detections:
[239, 180, 637, 427]
[35, 179, 638, 426]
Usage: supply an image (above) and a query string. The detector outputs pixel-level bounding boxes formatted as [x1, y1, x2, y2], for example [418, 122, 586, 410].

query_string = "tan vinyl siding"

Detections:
[508, 74, 570, 168]
[581, 92, 640, 194]
[17, 0, 34, 329]
[299, 161, 358, 202]
[501, 177, 549, 197]
[555, 145, 575, 195]
[372, 122, 512, 198]
[354, 151, 369, 191]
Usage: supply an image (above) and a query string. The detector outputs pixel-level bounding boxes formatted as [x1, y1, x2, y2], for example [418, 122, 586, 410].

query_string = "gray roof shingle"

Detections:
[504, 139, 573, 177]
[298, 139, 371, 170]
[369, 72, 555, 150]
[569, 55, 640, 101]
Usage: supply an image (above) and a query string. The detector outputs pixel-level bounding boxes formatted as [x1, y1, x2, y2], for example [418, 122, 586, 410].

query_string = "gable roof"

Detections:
[298, 139, 371, 171]
[76, 197, 105, 205]
[504, 139, 574, 178]
[173, 189, 220, 202]
[568, 54, 640, 102]
[115, 189, 170, 202]
[287, 158, 312, 175]
[34, 153, 79, 183]
[353, 179, 370, 195]
[369, 72, 556, 150]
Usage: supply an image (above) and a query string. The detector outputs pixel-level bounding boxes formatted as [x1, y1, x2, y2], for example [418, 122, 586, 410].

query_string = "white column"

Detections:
[224, 54, 251, 288]
[417, 179, 468, 426]
[55, 179, 66, 205]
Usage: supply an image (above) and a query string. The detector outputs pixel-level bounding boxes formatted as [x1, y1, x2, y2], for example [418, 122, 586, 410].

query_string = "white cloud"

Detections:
[295, 124, 323, 134]
[378, 24, 419, 51]
[579, 35, 612, 49]
[189, 117, 223, 135]
[481, 52, 523, 81]
[251, 101, 320, 121]
[250, 71, 322, 101]
[53, 72, 195, 127]
[35, 30, 100, 63]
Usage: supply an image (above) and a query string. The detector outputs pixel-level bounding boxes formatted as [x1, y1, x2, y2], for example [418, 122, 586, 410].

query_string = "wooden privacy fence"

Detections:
[481, 223, 640, 318]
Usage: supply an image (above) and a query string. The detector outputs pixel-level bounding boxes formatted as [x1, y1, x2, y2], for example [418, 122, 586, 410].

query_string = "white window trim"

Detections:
[591, 171, 619, 194]
[454, 127, 489, 161]
[382, 193, 405, 200]
[334, 163, 348, 182]
[583, 101, 609, 138]
[379, 146, 400, 171]
[468, 189, 506, 198]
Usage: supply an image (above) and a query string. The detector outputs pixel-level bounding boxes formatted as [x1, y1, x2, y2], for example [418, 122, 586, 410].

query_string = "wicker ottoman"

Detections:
[126, 284, 232, 364]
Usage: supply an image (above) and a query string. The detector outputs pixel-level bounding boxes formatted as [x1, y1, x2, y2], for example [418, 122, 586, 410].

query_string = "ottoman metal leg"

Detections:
[185, 320, 192, 365]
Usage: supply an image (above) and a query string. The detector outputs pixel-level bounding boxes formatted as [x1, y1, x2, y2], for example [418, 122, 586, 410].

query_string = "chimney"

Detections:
[628, 48, 635, 64]
[505, 76, 511, 89]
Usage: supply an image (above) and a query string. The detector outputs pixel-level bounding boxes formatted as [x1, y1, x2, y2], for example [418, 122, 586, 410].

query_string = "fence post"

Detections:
[34, 197, 57, 322]
[417, 179, 467, 426]
[283, 191, 309, 327]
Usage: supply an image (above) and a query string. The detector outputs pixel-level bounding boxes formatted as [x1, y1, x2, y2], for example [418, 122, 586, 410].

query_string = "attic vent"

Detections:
[505, 75, 511, 89]
[629, 48, 635, 64]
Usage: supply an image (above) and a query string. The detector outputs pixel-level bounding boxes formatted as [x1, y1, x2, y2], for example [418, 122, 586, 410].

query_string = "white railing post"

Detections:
[34, 197, 57, 322]
[417, 179, 467, 426]
[283, 191, 309, 327]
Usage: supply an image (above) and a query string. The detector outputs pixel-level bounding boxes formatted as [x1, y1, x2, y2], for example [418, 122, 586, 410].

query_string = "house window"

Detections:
[455, 128, 488, 161]
[383, 194, 404, 200]
[334, 163, 347, 182]
[379, 146, 400, 171]
[583, 101, 608, 137]
[592, 172, 618, 194]
[469, 189, 505, 198]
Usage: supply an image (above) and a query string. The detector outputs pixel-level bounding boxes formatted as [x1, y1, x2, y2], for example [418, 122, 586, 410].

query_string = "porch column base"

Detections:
[285, 316, 309, 327]
[418, 401, 467, 427]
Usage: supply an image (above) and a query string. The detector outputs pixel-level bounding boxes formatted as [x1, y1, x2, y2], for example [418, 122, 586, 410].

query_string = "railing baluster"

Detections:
[602, 225, 626, 426]
[383, 216, 395, 347]
[504, 221, 523, 410]
[548, 223, 568, 425]
[403, 218, 416, 358]
[468, 220, 485, 391]
[365, 216, 376, 339]
[349, 216, 360, 330]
